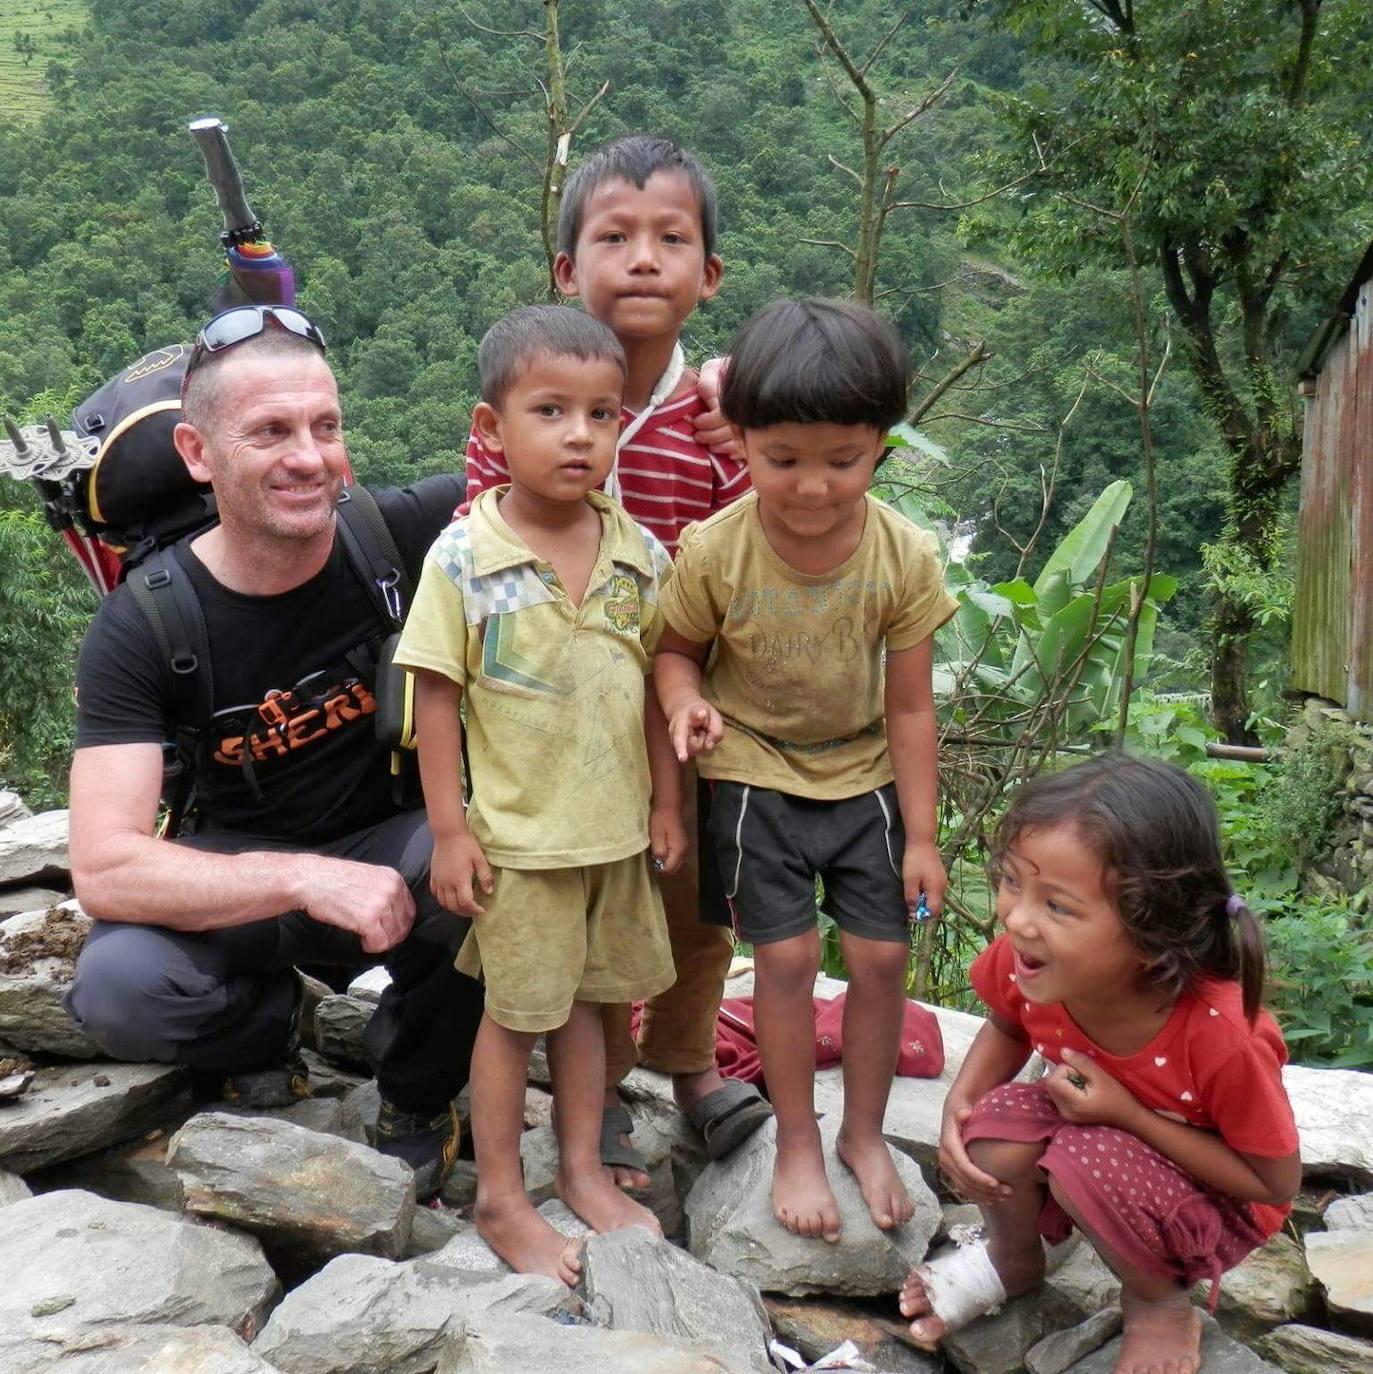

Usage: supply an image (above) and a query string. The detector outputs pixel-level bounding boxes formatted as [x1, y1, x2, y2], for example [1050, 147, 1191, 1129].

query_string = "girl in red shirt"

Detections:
[899, 755, 1300, 1374]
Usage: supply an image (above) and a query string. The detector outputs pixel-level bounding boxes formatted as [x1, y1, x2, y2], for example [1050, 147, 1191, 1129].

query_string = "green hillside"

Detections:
[0, 0, 86, 120]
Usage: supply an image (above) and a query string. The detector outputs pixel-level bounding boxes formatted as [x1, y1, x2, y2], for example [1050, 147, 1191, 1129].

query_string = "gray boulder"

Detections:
[1326, 1194, 1373, 1232]
[1256, 1322, 1373, 1374]
[347, 964, 391, 1002]
[580, 1228, 772, 1373]
[0, 1062, 189, 1173]
[33, 1128, 186, 1213]
[0, 788, 32, 827]
[438, 1311, 750, 1373]
[1305, 1230, 1373, 1333]
[1025, 1308, 1123, 1374]
[1214, 1231, 1315, 1340]
[0, 884, 65, 917]
[0, 902, 100, 1057]
[167, 1110, 415, 1264]
[0, 1189, 280, 1370]
[1064, 1313, 1282, 1374]
[1286, 1066, 1373, 1186]
[314, 994, 373, 1069]
[942, 1288, 1086, 1374]
[252, 1251, 576, 1374]
[684, 1114, 940, 1296]
[0, 1167, 31, 1205]
[6, 1322, 279, 1373]
[0, 809, 69, 885]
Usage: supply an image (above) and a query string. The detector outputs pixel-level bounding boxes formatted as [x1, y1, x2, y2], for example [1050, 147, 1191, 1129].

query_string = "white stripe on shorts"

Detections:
[725, 784, 751, 900]
[874, 787, 901, 878]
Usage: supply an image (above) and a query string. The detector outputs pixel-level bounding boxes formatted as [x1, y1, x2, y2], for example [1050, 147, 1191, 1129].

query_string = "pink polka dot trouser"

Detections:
[962, 1082, 1267, 1308]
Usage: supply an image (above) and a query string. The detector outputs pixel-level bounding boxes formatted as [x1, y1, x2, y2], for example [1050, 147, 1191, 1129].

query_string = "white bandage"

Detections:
[917, 1241, 1007, 1331]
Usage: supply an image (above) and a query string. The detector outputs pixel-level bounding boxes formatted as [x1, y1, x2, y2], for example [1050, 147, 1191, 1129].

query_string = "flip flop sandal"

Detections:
[600, 1102, 652, 1180]
[685, 1078, 774, 1160]
[904, 1240, 1007, 1350]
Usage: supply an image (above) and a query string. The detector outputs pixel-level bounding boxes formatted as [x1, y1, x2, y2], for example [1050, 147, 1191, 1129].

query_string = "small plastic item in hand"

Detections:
[651, 855, 666, 873]
[1067, 1069, 1089, 1092]
[909, 893, 931, 923]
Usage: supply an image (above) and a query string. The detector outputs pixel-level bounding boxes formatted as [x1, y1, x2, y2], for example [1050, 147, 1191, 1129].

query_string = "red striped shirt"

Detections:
[462, 385, 750, 555]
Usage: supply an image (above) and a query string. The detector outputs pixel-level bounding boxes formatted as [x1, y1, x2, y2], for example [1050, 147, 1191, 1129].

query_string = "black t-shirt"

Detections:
[75, 477, 462, 844]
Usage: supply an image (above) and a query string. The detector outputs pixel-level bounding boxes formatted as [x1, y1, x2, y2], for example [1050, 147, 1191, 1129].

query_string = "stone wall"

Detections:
[1298, 698, 1373, 904]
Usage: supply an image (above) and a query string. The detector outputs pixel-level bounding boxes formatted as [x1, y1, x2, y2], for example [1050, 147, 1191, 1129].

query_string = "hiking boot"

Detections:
[218, 1060, 312, 1109]
[372, 1099, 461, 1199]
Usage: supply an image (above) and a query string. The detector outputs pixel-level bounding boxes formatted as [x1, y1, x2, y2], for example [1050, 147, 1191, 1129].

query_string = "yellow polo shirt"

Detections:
[395, 487, 671, 869]
[659, 492, 958, 800]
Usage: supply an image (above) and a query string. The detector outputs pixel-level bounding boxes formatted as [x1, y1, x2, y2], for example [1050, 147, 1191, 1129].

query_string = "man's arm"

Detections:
[69, 743, 416, 953]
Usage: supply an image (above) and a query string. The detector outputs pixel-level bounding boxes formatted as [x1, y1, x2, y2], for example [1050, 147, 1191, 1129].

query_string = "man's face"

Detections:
[179, 351, 347, 544]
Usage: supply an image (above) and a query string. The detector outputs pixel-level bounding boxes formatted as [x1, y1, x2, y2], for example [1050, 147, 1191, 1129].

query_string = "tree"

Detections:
[971, 0, 1373, 741]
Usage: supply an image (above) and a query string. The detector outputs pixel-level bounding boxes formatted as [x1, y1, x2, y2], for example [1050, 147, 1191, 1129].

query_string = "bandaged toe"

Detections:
[917, 1241, 1007, 1331]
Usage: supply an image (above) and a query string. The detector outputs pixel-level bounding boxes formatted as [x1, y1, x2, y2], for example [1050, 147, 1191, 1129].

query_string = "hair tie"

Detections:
[1225, 893, 1245, 918]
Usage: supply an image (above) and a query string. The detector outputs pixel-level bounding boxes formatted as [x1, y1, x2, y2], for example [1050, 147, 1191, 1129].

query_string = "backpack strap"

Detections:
[335, 485, 411, 627]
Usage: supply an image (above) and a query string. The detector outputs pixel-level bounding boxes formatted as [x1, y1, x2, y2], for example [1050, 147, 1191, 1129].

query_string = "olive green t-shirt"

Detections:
[394, 487, 671, 869]
[659, 492, 957, 800]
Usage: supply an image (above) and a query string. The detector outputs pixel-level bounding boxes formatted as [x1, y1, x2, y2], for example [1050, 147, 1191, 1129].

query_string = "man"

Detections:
[65, 306, 482, 1195]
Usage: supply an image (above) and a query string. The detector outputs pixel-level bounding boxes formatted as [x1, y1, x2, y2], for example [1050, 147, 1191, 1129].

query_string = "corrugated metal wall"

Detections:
[1293, 282, 1373, 718]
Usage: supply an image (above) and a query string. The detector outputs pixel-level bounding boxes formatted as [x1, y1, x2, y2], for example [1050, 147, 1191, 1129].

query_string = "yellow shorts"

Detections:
[455, 852, 675, 1033]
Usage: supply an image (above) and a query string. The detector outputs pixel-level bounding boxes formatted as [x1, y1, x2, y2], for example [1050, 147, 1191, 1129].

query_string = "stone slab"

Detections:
[1327, 1195, 1373, 1232]
[943, 1288, 1086, 1374]
[0, 1062, 189, 1174]
[0, 809, 69, 885]
[1256, 1322, 1373, 1374]
[0, 1167, 31, 1205]
[1025, 1308, 1123, 1374]
[314, 994, 373, 1070]
[1214, 1232, 1315, 1340]
[0, 789, 32, 827]
[32, 1127, 187, 1212]
[1306, 1230, 1373, 1333]
[1065, 1313, 1282, 1374]
[0, 902, 99, 1057]
[423, 1200, 592, 1275]
[0, 885, 65, 917]
[8, 1322, 279, 1373]
[1285, 1066, 1373, 1186]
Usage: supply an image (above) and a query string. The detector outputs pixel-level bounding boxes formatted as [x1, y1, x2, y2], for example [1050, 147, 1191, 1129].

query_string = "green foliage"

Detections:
[0, 0, 86, 120]
[1265, 903, 1373, 1068]
[1259, 716, 1358, 872]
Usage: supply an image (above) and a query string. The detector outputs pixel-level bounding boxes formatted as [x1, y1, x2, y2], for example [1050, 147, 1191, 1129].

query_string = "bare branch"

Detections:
[908, 340, 992, 426]
[452, 0, 543, 41]
[920, 412, 1050, 433]
[826, 153, 864, 187]
[798, 237, 858, 258]
[801, 0, 873, 100]
[861, 8, 913, 75]
[567, 79, 609, 138]
[880, 70, 956, 148]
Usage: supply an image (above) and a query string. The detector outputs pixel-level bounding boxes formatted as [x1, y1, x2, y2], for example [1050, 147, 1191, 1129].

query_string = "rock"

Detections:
[580, 1228, 772, 1373]
[764, 1294, 943, 1373]
[0, 1190, 280, 1369]
[0, 1062, 189, 1174]
[1044, 1238, 1122, 1321]
[252, 1251, 576, 1374]
[937, 1202, 983, 1242]
[0, 1167, 31, 1205]
[0, 885, 65, 917]
[524, 1084, 553, 1129]
[347, 964, 392, 1003]
[684, 1114, 940, 1297]
[1065, 1313, 1282, 1373]
[424, 1200, 591, 1275]
[314, 993, 373, 1069]
[1286, 1066, 1373, 1185]
[1305, 1230, 1373, 1333]
[12, 1322, 280, 1372]
[338, 1077, 381, 1142]
[440, 1158, 480, 1210]
[405, 1202, 469, 1258]
[1215, 1232, 1316, 1340]
[1025, 1308, 1124, 1374]
[518, 1123, 559, 1204]
[167, 1110, 416, 1266]
[438, 1311, 749, 1373]
[0, 789, 32, 827]
[1256, 1322, 1373, 1374]
[0, 810, 69, 885]
[0, 903, 100, 1057]
[32, 1128, 186, 1212]
[617, 1084, 712, 1223]
[1327, 1195, 1373, 1232]
[296, 1048, 369, 1101]
[943, 1288, 1086, 1374]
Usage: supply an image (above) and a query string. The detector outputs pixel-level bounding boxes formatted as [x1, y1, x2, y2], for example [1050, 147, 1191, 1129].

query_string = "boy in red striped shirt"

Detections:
[464, 134, 771, 1181]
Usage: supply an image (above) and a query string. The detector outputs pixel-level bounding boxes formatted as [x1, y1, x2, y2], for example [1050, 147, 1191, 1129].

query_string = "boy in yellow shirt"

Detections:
[396, 304, 684, 1282]
[656, 299, 958, 1243]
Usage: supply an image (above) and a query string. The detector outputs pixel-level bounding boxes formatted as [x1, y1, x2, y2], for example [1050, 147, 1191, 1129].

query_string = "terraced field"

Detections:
[0, 0, 87, 121]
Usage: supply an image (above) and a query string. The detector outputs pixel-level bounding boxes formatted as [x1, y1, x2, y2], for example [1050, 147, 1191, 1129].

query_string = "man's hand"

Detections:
[690, 356, 739, 458]
[1044, 1048, 1141, 1129]
[938, 1098, 1013, 1205]
[431, 832, 495, 917]
[649, 803, 688, 875]
[903, 838, 947, 922]
[667, 698, 725, 763]
[296, 854, 417, 954]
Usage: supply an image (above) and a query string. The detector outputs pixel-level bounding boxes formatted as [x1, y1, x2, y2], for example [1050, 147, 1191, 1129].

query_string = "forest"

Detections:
[1, 0, 1371, 1060]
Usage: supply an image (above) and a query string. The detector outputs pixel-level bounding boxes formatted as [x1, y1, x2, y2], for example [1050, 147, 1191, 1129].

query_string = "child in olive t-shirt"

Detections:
[655, 299, 957, 1245]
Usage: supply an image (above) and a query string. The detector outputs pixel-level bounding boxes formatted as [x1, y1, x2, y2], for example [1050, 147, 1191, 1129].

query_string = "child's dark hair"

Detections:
[993, 752, 1268, 1021]
[478, 304, 626, 407]
[720, 299, 910, 434]
[558, 134, 718, 259]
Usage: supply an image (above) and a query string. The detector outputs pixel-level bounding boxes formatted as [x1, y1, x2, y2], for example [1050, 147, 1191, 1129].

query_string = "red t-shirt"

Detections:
[971, 934, 1299, 1234]
[463, 384, 750, 556]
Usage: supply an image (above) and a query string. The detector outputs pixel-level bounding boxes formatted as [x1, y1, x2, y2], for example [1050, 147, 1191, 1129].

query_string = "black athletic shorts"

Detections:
[705, 780, 910, 946]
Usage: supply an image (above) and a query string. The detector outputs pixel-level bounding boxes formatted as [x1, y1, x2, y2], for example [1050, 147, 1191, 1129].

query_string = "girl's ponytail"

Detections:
[1225, 893, 1267, 1022]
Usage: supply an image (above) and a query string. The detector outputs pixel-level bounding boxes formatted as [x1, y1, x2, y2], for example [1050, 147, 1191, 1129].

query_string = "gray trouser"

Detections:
[65, 811, 483, 1114]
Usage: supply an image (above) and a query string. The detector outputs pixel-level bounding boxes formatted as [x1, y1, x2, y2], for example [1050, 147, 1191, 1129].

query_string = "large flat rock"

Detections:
[0, 809, 69, 885]
[0, 1062, 189, 1173]
[685, 1113, 940, 1297]
[1305, 1230, 1373, 1334]
[0, 902, 100, 1057]
[0, 1189, 280, 1369]
[1256, 1322, 1373, 1374]
[33, 1126, 187, 1213]
[580, 1228, 773, 1373]
[1285, 1066, 1373, 1186]
[1065, 1313, 1282, 1374]
[1326, 1194, 1373, 1232]
[168, 1110, 416, 1266]
[252, 1250, 577, 1374]
[1215, 1231, 1316, 1340]
[0, 885, 65, 917]
[12, 1322, 279, 1373]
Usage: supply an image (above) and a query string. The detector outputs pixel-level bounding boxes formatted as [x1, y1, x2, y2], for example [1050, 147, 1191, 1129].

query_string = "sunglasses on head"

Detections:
[182, 306, 327, 397]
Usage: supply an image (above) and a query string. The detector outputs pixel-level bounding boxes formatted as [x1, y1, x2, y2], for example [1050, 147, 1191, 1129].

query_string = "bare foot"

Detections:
[558, 1163, 662, 1237]
[836, 1127, 914, 1230]
[475, 1191, 582, 1285]
[1115, 1292, 1201, 1374]
[772, 1138, 842, 1242]
[898, 1268, 946, 1348]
